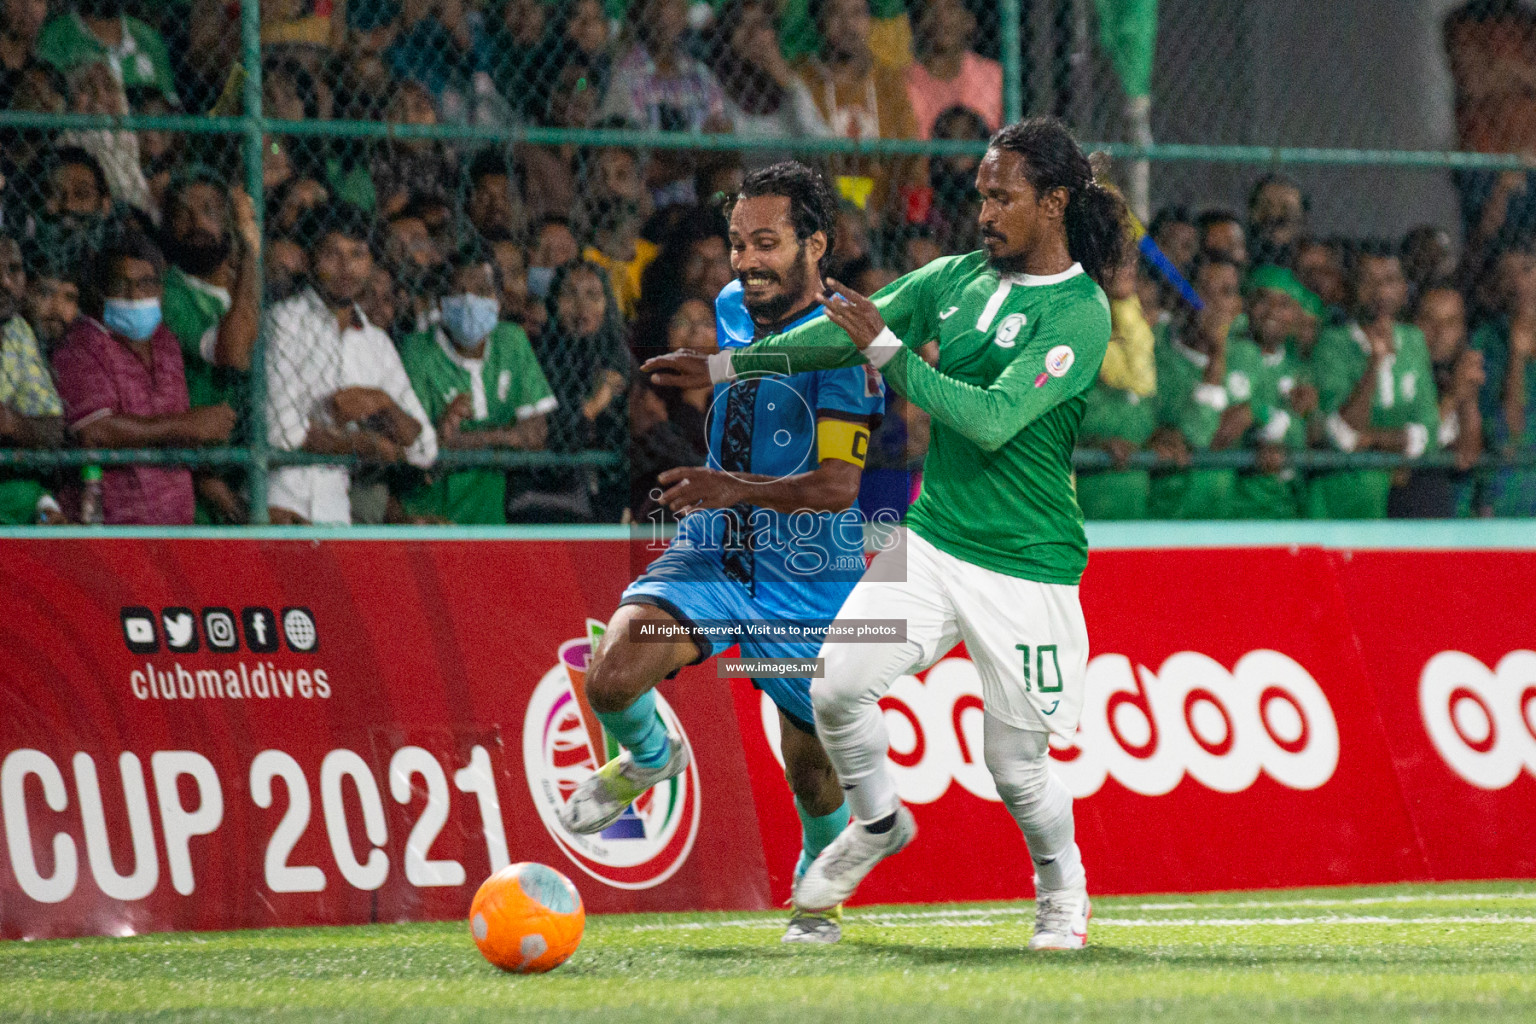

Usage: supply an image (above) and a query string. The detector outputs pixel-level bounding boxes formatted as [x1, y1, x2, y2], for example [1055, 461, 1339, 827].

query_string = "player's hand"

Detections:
[655, 466, 745, 514]
[818, 279, 887, 350]
[642, 350, 714, 390]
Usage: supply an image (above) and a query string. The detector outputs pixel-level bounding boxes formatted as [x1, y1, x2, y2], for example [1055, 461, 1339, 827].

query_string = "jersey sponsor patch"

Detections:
[1045, 344, 1075, 377]
[995, 312, 1027, 347]
[939, 305, 959, 320]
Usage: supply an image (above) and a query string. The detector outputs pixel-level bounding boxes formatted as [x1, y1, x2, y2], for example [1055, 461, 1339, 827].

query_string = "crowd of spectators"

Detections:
[0, 0, 1533, 524]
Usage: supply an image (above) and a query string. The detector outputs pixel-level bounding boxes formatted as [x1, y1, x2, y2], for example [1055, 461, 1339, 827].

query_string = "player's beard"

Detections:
[741, 243, 812, 325]
[984, 232, 1033, 275]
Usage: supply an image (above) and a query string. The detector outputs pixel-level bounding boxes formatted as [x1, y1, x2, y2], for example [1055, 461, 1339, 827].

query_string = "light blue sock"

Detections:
[593, 690, 670, 768]
[794, 798, 851, 880]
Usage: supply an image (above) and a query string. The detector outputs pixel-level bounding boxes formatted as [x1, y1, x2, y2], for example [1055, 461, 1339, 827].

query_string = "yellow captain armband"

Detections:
[817, 417, 871, 468]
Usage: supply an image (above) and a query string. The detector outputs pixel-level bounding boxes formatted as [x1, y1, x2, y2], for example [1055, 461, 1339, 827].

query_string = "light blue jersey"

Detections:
[622, 280, 883, 729]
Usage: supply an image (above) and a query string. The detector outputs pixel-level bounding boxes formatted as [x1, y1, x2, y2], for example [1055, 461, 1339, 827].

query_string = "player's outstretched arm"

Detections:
[641, 261, 952, 389]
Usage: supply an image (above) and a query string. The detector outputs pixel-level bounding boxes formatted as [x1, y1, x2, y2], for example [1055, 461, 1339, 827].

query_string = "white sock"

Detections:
[982, 713, 1085, 893]
[811, 638, 920, 824]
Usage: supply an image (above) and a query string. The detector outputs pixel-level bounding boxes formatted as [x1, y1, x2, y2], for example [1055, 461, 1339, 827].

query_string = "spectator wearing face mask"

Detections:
[51, 229, 236, 524]
[511, 259, 631, 521]
[527, 216, 580, 305]
[399, 251, 556, 524]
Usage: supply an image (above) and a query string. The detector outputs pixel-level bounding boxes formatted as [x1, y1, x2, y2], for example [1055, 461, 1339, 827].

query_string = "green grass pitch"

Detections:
[2, 882, 1533, 1023]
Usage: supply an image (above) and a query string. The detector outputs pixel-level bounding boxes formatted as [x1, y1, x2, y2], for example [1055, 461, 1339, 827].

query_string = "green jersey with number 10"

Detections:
[728, 251, 1112, 585]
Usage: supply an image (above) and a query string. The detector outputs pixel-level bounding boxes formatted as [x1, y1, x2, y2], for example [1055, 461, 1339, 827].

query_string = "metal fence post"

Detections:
[241, 0, 268, 524]
[1001, 0, 1024, 125]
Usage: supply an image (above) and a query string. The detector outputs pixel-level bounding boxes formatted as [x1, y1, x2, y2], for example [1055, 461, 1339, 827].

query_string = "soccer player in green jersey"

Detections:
[644, 117, 1126, 950]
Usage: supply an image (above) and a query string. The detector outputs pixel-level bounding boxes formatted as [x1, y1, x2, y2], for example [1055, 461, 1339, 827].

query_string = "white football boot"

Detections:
[792, 806, 916, 911]
[1029, 884, 1091, 950]
[781, 904, 843, 944]
[557, 732, 689, 835]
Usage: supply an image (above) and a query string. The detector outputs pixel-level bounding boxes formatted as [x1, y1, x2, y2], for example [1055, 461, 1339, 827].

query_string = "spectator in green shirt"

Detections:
[1146, 252, 1251, 518]
[35, 0, 177, 106]
[158, 170, 262, 524]
[400, 251, 556, 525]
[1227, 266, 1319, 520]
[1308, 244, 1442, 519]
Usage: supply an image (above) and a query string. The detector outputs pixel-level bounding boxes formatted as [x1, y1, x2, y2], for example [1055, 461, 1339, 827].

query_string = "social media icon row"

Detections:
[121, 606, 318, 654]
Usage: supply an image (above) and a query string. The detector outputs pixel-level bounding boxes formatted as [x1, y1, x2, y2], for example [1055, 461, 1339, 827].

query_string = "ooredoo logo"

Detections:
[1419, 650, 1536, 790]
[759, 648, 1339, 802]
[523, 623, 700, 890]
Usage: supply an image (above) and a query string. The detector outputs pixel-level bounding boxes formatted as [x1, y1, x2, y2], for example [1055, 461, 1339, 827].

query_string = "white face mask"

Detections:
[440, 293, 500, 349]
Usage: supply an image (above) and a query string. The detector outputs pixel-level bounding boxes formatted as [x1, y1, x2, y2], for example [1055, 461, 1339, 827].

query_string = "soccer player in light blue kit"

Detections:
[559, 163, 884, 943]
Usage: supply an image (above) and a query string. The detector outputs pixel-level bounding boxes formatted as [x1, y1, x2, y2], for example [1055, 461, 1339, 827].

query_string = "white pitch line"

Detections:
[1122, 892, 1536, 911]
[629, 911, 1536, 933]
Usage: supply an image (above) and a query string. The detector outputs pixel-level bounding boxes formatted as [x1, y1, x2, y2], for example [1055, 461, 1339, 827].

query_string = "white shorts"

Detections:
[830, 528, 1089, 738]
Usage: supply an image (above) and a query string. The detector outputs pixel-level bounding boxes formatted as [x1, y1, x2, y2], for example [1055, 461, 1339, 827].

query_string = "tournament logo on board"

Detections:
[523, 620, 701, 889]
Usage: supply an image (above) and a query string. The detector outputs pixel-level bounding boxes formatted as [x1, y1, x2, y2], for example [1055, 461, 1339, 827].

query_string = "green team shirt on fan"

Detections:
[400, 324, 557, 524]
[35, 15, 178, 104]
[161, 267, 244, 412]
[1225, 338, 1311, 520]
[728, 251, 1111, 585]
[1075, 379, 1158, 520]
[1309, 323, 1440, 519]
[1145, 334, 1250, 519]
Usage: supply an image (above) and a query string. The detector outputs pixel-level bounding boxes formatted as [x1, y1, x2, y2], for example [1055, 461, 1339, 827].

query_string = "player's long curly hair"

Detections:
[988, 116, 1130, 286]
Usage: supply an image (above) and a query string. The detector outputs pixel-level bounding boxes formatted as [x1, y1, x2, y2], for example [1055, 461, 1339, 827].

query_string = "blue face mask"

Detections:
[526, 266, 556, 298]
[102, 297, 162, 342]
[440, 293, 500, 349]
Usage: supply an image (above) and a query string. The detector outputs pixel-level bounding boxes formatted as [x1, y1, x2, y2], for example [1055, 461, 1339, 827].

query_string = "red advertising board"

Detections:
[0, 538, 769, 940]
[3, 534, 1534, 939]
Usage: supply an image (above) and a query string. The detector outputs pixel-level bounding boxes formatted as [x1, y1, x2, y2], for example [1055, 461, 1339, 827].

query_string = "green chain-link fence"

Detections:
[3, 0, 1536, 525]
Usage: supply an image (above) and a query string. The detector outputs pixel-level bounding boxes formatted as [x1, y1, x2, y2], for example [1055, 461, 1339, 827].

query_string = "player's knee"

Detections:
[984, 744, 1049, 808]
[809, 674, 861, 729]
[784, 757, 837, 810]
[584, 643, 647, 714]
[810, 649, 878, 725]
